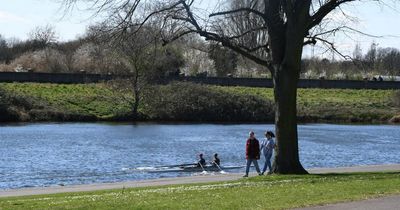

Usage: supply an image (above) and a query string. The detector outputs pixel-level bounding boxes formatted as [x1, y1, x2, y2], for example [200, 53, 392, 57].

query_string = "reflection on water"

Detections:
[0, 123, 399, 189]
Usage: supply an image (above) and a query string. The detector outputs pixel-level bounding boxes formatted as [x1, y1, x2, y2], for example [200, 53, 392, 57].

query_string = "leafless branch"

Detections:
[209, 7, 265, 19]
[308, 0, 356, 30]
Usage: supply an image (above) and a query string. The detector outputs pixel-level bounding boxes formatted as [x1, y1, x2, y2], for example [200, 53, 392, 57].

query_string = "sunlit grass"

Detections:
[1, 82, 398, 122]
[0, 83, 132, 119]
[215, 86, 398, 122]
[1, 172, 399, 210]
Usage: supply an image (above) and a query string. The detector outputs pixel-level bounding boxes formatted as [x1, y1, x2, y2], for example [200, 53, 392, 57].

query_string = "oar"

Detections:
[157, 163, 196, 168]
[198, 162, 207, 174]
[213, 162, 226, 174]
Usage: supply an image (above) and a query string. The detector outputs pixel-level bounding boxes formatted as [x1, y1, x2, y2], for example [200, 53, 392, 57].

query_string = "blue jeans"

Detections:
[262, 153, 273, 173]
[245, 159, 261, 175]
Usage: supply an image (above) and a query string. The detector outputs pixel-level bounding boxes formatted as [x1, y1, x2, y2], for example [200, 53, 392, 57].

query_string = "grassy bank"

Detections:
[0, 83, 132, 121]
[1, 172, 399, 209]
[217, 86, 399, 122]
[0, 82, 399, 123]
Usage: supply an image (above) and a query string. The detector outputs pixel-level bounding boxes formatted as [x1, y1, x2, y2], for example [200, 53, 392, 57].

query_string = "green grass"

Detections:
[215, 86, 399, 122]
[1, 82, 399, 122]
[0, 83, 132, 119]
[1, 172, 399, 209]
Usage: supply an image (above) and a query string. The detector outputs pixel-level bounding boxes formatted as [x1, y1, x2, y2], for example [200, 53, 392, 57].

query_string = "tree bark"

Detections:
[271, 14, 309, 174]
[131, 69, 140, 119]
[272, 63, 307, 174]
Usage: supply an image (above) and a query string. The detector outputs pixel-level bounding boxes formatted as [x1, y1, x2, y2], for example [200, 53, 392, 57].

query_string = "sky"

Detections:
[1, 0, 400, 58]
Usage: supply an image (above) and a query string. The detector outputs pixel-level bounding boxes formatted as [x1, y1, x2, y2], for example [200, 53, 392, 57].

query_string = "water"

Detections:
[0, 123, 399, 189]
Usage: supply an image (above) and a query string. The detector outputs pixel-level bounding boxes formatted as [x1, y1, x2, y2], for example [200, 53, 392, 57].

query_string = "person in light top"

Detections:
[260, 131, 276, 175]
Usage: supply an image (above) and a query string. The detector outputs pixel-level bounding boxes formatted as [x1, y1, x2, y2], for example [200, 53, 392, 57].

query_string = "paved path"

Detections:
[0, 173, 242, 198]
[0, 164, 399, 201]
[296, 195, 400, 210]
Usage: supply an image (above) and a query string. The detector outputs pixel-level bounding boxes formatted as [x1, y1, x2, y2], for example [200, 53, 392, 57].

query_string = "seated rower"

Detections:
[197, 153, 206, 167]
[211, 153, 220, 167]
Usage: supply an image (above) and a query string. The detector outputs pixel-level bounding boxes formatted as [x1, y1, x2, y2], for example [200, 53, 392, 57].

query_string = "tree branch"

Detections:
[308, 0, 356, 30]
[209, 7, 265, 19]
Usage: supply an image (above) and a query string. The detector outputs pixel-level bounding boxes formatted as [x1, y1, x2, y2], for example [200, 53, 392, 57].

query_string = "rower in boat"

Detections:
[211, 153, 220, 167]
[197, 153, 206, 167]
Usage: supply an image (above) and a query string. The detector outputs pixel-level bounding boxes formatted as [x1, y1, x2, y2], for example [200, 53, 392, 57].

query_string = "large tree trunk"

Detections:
[270, 16, 309, 174]
[272, 63, 308, 174]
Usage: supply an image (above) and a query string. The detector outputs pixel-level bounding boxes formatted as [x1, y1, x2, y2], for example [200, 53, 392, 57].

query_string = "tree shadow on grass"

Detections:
[312, 171, 400, 178]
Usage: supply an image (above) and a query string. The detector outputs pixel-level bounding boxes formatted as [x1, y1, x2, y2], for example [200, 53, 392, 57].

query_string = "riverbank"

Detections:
[0, 164, 399, 209]
[1, 164, 399, 198]
[1, 82, 399, 123]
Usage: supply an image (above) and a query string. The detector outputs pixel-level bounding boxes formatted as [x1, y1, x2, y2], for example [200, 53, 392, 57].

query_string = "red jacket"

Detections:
[246, 138, 260, 160]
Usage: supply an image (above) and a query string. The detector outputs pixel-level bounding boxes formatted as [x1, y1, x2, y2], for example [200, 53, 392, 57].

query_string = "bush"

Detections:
[389, 115, 400, 123]
[0, 87, 30, 121]
[393, 91, 400, 107]
[142, 82, 274, 122]
[0, 87, 97, 122]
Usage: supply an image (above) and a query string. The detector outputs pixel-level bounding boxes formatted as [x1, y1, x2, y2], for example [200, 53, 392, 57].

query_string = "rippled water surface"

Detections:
[0, 123, 399, 189]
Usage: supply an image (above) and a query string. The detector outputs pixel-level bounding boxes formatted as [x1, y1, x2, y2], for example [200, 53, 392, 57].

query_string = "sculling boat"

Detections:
[146, 165, 244, 173]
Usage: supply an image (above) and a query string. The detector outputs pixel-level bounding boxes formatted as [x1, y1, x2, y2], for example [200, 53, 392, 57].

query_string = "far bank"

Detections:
[1, 82, 399, 123]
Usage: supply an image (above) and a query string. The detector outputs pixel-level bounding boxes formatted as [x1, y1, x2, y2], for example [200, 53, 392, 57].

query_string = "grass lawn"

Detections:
[1, 172, 399, 210]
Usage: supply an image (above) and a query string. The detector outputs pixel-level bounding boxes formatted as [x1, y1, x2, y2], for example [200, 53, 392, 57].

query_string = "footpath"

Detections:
[1, 164, 399, 209]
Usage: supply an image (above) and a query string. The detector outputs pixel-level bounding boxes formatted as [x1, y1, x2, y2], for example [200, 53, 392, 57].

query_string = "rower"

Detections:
[197, 153, 206, 167]
[211, 153, 220, 167]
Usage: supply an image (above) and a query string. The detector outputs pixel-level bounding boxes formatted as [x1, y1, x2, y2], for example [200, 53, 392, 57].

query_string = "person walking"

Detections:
[260, 131, 276, 175]
[243, 131, 261, 177]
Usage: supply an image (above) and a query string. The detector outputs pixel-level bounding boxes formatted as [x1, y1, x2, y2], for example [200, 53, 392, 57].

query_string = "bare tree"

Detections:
[208, 43, 238, 77]
[28, 25, 60, 72]
[28, 25, 58, 49]
[88, 18, 184, 118]
[61, 0, 394, 174]
[94, 24, 161, 119]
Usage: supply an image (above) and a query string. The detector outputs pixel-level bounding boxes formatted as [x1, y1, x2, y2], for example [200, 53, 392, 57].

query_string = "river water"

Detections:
[0, 123, 399, 189]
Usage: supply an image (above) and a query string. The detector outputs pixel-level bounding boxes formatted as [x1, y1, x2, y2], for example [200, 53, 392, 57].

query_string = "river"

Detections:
[0, 123, 399, 189]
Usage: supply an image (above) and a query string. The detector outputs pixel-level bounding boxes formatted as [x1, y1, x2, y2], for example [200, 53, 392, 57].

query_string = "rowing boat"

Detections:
[147, 165, 244, 173]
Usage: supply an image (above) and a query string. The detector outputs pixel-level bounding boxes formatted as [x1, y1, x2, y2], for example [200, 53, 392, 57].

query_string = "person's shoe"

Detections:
[267, 171, 273, 175]
[242, 174, 248, 177]
[260, 172, 265, 175]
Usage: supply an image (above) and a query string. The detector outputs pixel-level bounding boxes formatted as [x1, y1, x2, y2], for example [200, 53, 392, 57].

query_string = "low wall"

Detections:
[0, 72, 113, 84]
[175, 76, 400, 90]
[1, 72, 400, 89]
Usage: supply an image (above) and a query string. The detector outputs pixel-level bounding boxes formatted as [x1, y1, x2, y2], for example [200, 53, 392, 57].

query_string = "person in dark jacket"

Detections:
[243, 131, 261, 177]
[197, 153, 206, 167]
[211, 153, 220, 167]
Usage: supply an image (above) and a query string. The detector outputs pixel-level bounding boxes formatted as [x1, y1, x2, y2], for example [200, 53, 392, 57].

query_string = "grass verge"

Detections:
[1, 172, 399, 210]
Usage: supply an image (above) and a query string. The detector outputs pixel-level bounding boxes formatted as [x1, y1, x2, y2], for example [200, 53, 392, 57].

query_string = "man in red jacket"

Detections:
[243, 131, 262, 177]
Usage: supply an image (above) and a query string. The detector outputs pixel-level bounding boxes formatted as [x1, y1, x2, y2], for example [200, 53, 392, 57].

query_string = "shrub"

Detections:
[0, 87, 91, 122]
[389, 115, 400, 123]
[142, 82, 274, 122]
[0, 87, 29, 121]
[393, 91, 400, 107]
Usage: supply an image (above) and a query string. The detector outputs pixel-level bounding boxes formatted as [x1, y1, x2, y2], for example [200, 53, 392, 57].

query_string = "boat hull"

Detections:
[147, 166, 243, 173]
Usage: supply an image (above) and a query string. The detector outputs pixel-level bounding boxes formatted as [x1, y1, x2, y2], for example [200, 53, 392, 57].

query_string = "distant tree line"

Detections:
[302, 42, 400, 80]
[0, 25, 266, 78]
[1, 27, 399, 80]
